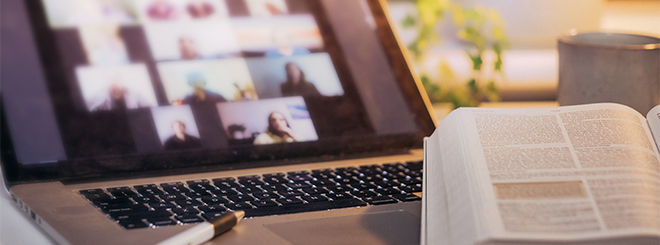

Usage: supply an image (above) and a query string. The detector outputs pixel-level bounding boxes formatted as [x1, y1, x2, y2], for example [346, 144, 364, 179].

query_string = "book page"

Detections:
[459, 103, 660, 242]
[425, 110, 485, 245]
[646, 104, 660, 152]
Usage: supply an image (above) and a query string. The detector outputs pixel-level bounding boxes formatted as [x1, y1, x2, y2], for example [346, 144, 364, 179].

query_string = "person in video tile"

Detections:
[182, 72, 227, 105]
[87, 76, 153, 111]
[254, 112, 299, 145]
[147, 0, 177, 21]
[187, 0, 215, 18]
[163, 121, 203, 150]
[280, 62, 321, 97]
[179, 36, 201, 60]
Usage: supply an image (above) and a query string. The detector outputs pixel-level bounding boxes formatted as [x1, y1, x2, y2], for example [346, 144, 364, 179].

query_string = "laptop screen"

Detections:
[1, 0, 434, 179]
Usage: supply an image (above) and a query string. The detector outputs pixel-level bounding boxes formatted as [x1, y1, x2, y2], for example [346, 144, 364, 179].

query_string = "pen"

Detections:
[156, 210, 245, 245]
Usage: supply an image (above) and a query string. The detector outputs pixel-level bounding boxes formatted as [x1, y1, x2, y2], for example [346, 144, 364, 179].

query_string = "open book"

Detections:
[422, 103, 660, 245]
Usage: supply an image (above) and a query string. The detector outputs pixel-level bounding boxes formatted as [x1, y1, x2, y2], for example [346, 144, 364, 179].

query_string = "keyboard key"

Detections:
[225, 202, 254, 211]
[235, 187, 263, 194]
[325, 193, 352, 200]
[145, 210, 175, 219]
[359, 175, 383, 183]
[200, 197, 229, 205]
[252, 192, 279, 200]
[327, 186, 353, 193]
[252, 200, 278, 208]
[239, 179, 266, 187]
[161, 194, 188, 201]
[135, 188, 166, 197]
[186, 191, 212, 199]
[161, 183, 191, 195]
[302, 187, 328, 195]
[350, 190, 378, 198]
[134, 195, 161, 204]
[301, 195, 328, 203]
[103, 204, 149, 214]
[275, 190, 303, 197]
[147, 216, 177, 227]
[262, 173, 288, 184]
[375, 188, 403, 195]
[261, 184, 290, 192]
[226, 195, 256, 203]
[392, 193, 422, 202]
[405, 184, 422, 192]
[83, 193, 112, 201]
[109, 209, 169, 221]
[92, 197, 133, 206]
[174, 199, 204, 207]
[373, 181, 394, 188]
[107, 187, 139, 198]
[108, 211, 150, 221]
[176, 215, 204, 224]
[362, 196, 397, 205]
[134, 184, 159, 190]
[212, 179, 241, 189]
[171, 207, 200, 216]
[118, 219, 149, 229]
[186, 179, 211, 185]
[210, 188, 238, 197]
[399, 178, 422, 186]
[149, 202, 177, 211]
[288, 175, 313, 182]
[310, 179, 336, 187]
[276, 197, 303, 206]
[198, 205, 226, 214]
[286, 182, 312, 189]
[335, 178, 361, 186]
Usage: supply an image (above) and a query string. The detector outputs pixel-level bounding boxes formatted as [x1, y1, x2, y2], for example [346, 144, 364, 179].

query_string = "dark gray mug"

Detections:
[558, 32, 660, 113]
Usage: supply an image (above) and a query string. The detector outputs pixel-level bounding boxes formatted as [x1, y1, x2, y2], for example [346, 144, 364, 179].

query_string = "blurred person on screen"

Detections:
[187, 0, 215, 18]
[80, 25, 130, 65]
[280, 62, 321, 97]
[87, 75, 154, 111]
[233, 83, 259, 101]
[163, 121, 203, 150]
[179, 36, 202, 60]
[147, 0, 177, 20]
[182, 72, 228, 105]
[254, 112, 299, 145]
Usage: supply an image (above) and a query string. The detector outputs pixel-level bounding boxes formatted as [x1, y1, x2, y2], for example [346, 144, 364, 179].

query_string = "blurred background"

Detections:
[385, 0, 660, 116]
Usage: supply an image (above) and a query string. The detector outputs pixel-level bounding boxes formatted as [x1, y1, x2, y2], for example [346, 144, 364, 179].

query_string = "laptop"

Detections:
[1, 0, 436, 244]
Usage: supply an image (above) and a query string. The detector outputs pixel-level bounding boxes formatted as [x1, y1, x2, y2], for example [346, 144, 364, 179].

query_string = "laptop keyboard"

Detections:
[78, 161, 423, 229]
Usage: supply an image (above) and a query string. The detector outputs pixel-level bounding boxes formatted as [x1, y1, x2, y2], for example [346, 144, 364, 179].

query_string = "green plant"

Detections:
[402, 0, 508, 108]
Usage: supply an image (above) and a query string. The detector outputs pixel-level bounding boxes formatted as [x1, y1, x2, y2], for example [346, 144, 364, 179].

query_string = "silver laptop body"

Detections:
[1, 0, 436, 244]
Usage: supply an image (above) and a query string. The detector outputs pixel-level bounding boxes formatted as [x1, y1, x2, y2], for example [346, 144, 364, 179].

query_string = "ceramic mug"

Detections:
[558, 32, 660, 113]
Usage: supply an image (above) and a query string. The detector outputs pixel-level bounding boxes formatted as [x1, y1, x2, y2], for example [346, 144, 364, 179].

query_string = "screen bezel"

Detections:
[2, 0, 436, 186]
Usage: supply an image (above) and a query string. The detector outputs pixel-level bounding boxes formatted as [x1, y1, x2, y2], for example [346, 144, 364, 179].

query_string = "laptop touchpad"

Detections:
[264, 210, 420, 245]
